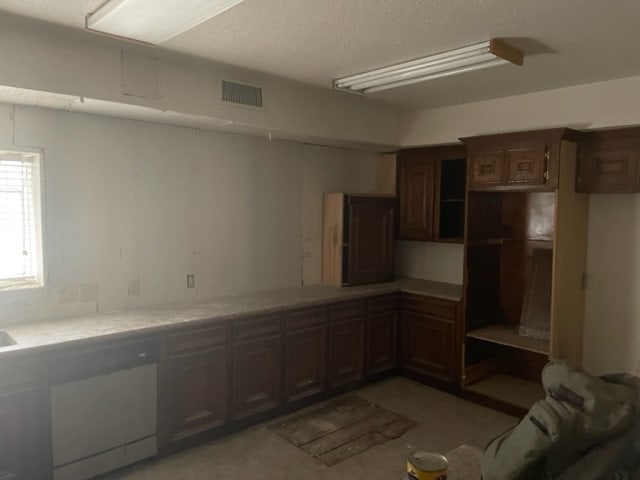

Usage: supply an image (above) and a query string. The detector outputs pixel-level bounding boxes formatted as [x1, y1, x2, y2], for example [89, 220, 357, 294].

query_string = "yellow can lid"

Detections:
[408, 451, 448, 472]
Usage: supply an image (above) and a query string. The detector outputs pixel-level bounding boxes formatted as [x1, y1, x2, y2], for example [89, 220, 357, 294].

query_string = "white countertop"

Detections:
[0, 278, 462, 358]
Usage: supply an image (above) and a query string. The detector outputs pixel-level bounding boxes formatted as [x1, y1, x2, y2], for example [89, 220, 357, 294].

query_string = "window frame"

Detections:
[0, 148, 45, 291]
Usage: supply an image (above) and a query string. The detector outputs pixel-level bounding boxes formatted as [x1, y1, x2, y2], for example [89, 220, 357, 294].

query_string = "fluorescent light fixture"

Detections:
[334, 39, 523, 94]
[86, 0, 246, 44]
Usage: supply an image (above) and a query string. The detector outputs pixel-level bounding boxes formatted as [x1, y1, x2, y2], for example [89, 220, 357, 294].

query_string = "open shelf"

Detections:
[466, 324, 549, 355]
[464, 374, 545, 411]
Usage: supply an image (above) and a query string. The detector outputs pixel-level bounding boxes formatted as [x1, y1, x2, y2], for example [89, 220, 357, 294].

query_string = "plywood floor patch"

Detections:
[268, 396, 416, 466]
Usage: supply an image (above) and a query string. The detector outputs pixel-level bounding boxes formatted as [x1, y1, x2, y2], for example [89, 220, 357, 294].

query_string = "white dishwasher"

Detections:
[49, 337, 158, 480]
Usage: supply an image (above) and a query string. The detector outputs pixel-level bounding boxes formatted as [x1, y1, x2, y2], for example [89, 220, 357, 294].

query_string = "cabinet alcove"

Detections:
[461, 128, 589, 415]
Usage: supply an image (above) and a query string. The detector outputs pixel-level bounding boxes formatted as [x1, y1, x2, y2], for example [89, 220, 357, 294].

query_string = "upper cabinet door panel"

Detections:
[399, 161, 434, 240]
[469, 152, 504, 187]
[347, 196, 395, 285]
[463, 128, 576, 191]
[505, 147, 547, 185]
[577, 128, 640, 193]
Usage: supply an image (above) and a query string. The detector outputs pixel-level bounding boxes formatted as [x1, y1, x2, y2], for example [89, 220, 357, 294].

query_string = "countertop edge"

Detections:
[0, 279, 463, 358]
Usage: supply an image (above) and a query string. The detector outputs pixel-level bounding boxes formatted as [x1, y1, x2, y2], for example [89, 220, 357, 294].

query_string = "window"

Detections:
[0, 150, 43, 290]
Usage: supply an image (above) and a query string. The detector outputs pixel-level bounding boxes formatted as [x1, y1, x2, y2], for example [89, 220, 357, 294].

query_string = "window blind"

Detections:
[0, 150, 42, 289]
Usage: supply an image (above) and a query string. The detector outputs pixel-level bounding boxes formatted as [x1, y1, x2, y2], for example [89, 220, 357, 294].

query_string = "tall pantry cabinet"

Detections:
[461, 128, 589, 413]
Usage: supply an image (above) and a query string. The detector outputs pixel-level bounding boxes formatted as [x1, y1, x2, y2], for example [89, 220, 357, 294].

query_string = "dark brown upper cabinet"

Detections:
[577, 127, 640, 193]
[322, 193, 395, 286]
[397, 145, 467, 243]
[462, 129, 582, 192]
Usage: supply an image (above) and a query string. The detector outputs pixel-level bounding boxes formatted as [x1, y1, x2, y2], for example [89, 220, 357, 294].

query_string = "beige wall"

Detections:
[398, 75, 640, 375]
[396, 241, 464, 285]
[0, 14, 403, 150]
[583, 195, 640, 375]
[402, 75, 640, 146]
[301, 147, 378, 285]
[0, 105, 377, 324]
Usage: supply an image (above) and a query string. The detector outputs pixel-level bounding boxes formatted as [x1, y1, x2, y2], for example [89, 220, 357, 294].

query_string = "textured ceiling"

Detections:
[1, 0, 639, 109]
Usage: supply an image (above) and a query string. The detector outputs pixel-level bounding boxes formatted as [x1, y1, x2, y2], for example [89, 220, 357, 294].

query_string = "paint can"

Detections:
[407, 451, 448, 480]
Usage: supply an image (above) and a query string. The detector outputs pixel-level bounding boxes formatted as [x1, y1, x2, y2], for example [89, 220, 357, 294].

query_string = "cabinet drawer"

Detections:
[401, 294, 456, 320]
[168, 324, 229, 354]
[285, 306, 327, 331]
[367, 294, 398, 314]
[329, 300, 366, 322]
[233, 315, 282, 341]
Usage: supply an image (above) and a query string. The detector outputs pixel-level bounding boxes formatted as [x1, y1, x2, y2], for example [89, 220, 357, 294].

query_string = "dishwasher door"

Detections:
[49, 337, 158, 480]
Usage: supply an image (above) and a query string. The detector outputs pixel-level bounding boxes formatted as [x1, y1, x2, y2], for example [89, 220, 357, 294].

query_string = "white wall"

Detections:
[0, 105, 378, 325]
[400, 75, 640, 375]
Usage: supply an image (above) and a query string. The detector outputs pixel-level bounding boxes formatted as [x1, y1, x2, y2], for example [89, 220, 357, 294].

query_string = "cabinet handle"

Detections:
[543, 170, 549, 181]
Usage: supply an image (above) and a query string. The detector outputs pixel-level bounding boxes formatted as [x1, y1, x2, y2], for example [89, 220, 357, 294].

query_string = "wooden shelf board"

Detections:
[466, 324, 549, 355]
[465, 374, 545, 411]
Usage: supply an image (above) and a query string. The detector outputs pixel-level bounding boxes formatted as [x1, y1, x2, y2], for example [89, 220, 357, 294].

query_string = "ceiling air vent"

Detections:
[222, 80, 263, 108]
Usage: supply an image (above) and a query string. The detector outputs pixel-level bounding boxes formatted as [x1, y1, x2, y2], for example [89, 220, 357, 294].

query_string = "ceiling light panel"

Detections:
[86, 0, 245, 44]
[335, 39, 523, 95]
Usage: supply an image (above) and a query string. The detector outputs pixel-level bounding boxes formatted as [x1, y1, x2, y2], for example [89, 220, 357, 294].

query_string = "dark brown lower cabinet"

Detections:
[285, 324, 327, 402]
[165, 346, 229, 443]
[329, 316, 365, 388]
[401, 294, 460, 384]
[365, 294, 399, 376]
[160, 324, 230, 446]
[232, 335, 282, 419]
[366, 310, 398, 375]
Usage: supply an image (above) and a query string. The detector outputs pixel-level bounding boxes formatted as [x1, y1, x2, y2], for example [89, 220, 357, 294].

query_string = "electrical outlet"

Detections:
[128, 279, 140, 296]
[187, 274, 195, 289]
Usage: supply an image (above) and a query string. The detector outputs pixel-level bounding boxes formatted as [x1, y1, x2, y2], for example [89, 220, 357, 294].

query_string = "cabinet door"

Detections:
[232, 336, 282, 420]
[505, 147, 548, 185]
[329, 318, 365, 388]
[285, 324, 327, 402]
[166, 346, 228, 442]
[402, 312, 456, 382]
[0, 387, 41, 480]
[577, 128, 640, 193]
[346, 196, 394, 285]
[469, 152, 504, 187]
[366, 310, 398, 375]
[398, 160, 435, 240]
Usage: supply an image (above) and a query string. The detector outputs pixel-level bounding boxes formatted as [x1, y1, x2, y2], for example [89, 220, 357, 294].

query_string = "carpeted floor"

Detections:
[108, 377, 517, 479]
